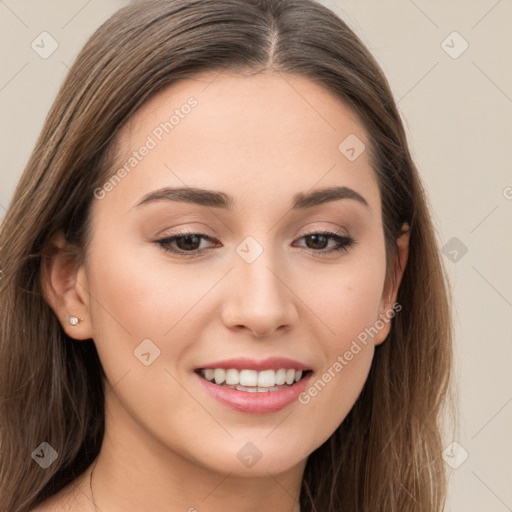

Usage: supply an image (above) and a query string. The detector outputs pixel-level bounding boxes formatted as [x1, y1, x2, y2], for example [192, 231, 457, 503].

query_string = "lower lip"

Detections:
[196, 372, 312, 414]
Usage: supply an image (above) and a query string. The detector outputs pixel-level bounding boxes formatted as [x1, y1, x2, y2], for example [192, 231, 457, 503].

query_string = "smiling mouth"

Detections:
[196, 368, 312, 393]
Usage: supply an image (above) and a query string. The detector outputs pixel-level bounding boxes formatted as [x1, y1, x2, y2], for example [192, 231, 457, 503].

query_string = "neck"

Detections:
[87, 395, 304, 512]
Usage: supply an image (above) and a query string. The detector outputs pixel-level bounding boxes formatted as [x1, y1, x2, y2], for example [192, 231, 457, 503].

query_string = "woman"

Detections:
[0, 0, 453, 510]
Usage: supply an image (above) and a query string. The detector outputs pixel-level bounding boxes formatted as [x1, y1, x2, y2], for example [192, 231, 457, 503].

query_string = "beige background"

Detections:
[1, 1, 511, 509]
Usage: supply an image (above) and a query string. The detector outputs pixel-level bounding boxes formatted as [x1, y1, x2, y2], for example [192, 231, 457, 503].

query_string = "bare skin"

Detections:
[38, 69, 409, 511]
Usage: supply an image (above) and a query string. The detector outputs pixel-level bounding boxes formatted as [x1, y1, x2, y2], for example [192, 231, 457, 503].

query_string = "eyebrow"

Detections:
[134, 185, 370, 211]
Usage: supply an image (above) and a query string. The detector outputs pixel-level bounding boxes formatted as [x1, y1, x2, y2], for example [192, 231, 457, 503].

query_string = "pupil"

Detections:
[307, 234, 327, 250]
[179, 235, 200, 250]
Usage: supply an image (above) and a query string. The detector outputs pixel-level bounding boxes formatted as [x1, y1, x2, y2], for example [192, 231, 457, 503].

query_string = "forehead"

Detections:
[99, 69, 380, 215]
[121, 69, 367, 148]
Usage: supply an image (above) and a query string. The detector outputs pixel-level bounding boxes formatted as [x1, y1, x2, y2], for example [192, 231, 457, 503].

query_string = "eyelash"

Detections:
[156, 229, 355, 258]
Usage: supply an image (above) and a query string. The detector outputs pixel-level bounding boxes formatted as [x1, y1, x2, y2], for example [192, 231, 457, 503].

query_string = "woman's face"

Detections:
[64, 70, 407, 477]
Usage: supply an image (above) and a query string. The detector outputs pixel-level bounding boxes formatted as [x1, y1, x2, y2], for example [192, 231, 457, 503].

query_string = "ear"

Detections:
[41, 231, 93, 341]
[374, 223, 410, 346]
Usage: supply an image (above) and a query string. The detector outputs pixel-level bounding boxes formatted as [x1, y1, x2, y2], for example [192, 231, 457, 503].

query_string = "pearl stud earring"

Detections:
[69, 316, 81, 326]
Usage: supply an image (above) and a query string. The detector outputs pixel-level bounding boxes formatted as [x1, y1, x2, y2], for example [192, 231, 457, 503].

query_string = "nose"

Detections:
[220, 251, 298, 337]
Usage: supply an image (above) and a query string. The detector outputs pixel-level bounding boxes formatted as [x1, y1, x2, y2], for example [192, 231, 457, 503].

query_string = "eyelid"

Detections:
[157, 224, 216, 238]
[156, 225, 350, 244]
[155, 225, 355, 258]
[301, 226, 348, 237]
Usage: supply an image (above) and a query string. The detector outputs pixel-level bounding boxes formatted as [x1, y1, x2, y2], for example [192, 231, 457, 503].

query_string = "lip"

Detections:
[195, 357, 310, 372]
[195, 369, 313, 415]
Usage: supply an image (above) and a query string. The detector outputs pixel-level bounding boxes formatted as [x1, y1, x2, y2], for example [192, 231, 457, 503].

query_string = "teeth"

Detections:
[239, 369, 257, 386]
[257, 369, 275, 387]
[275, 368, 287, 385]
[214, 368, 226, 385]
[233, 384, 290, 393]
[236, 384, 258, 392]
[202, 368, 305, 388]
[225, 369, 239, 385]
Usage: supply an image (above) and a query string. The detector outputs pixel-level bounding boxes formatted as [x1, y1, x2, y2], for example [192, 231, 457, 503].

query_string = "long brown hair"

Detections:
[0, 0, 454, 510]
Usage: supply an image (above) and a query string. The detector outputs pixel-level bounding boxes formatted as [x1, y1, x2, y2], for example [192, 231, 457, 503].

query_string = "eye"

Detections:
[156, 230, 219, 258]
[293, 230, 355, 256]
[155, 229, 355, 258]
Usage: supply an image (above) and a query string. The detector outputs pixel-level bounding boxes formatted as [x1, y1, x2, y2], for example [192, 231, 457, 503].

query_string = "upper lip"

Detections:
[196, 357, 310, 372]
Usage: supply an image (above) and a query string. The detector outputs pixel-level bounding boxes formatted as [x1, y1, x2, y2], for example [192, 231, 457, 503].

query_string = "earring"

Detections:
[69, 316, 81, 326]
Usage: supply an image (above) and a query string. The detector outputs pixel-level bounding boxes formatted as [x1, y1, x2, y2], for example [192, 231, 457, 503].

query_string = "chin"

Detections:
[180, 434, 312, 477]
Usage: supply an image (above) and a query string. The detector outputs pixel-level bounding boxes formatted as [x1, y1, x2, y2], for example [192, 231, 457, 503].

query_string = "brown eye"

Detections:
[172, 234, 202, 251]
[304, 233, 329, 250]
[156, 230, 355, 259]
[295, 231, 355, 255]
[156, 231, 218, 257]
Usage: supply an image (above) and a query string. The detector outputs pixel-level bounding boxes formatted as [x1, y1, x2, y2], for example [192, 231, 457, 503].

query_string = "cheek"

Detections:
[294, 248, 387, 351]
[85, 237, 214, 341]
[82, 239, 217, 452]
[332, 264, 386, 340]
[291, 250, 386, 433]
[295, 342, 374, 453]
[82, 233, 212, 397]
[295, 273, 381, 442]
